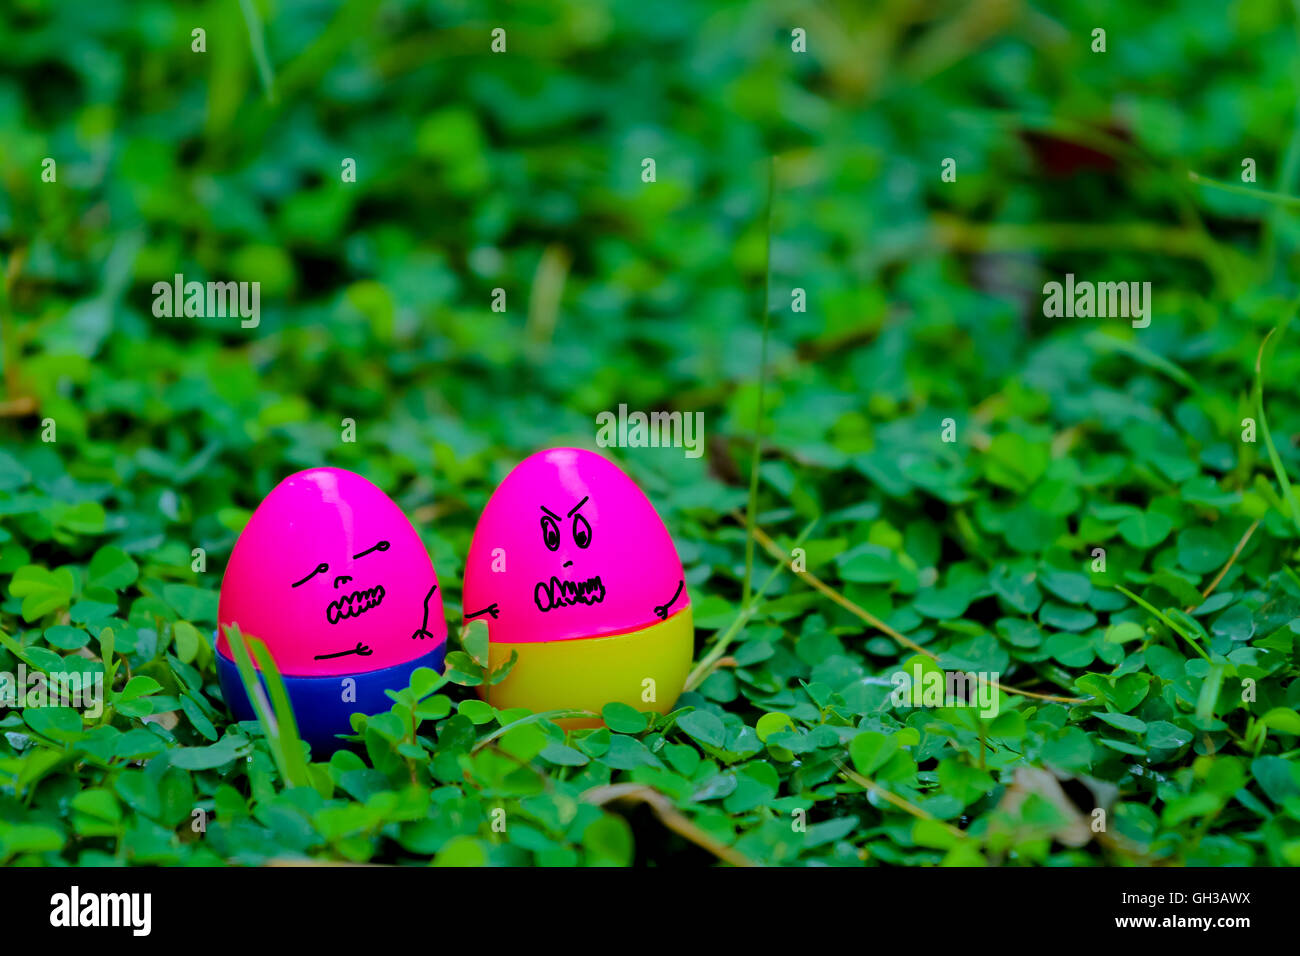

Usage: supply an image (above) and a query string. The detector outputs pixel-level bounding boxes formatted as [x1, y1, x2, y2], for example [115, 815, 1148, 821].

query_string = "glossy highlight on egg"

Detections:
[462, 447, 694, 722]
[216, 467, 445, 750]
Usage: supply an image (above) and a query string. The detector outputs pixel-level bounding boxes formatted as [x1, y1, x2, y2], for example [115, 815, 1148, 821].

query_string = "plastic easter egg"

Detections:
[462, 448, 693, 722]
[216, 467, 445, 750]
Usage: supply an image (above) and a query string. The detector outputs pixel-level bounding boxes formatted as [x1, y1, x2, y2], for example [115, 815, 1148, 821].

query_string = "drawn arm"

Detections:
[653, 580, 684, 620]
[410, 584, 440, 640]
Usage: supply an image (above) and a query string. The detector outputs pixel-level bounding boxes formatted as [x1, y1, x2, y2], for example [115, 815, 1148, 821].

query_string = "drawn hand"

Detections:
[314, 641, 372, 661]
[653, 581, 683, 621]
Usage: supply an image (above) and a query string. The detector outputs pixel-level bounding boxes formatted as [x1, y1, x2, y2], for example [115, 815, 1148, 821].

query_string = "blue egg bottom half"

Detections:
[216, 643, 445, 753]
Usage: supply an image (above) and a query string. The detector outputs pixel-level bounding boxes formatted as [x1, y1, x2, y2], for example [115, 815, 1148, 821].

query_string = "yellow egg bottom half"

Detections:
[482, 607, 694, 728]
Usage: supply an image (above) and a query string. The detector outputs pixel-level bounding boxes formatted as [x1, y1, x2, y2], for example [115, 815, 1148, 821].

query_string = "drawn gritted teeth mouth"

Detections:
[326, 585, 386, 624]
[534, 574, 606, 613]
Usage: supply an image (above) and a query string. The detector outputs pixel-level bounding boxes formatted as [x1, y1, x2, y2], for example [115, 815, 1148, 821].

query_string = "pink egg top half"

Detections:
[217, 467, 445, 676]
[462, 448, 690, 643]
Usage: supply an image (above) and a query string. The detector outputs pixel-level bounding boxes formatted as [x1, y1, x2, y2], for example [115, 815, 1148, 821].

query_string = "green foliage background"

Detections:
[2, 0, 1300, 865]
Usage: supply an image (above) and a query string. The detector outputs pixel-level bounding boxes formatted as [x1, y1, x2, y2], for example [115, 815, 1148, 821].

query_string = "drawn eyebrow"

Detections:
[567, 496, 589, 516]
[353, 540, 390, 560]
[291, 562, 328, 587]
[540, 505, 561, 521]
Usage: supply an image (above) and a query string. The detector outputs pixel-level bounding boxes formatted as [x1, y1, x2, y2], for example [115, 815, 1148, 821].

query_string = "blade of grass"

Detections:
[1115, 585, 1212, 663]
[739, 512, 1084, 703]
[581, 783, 757, 867]
[1195, 662, 1226, 724]
[1187, 170, 1300, 209]
[1262, 53, 1300, 278]
[471, 709, 599, 753]
[1188, 518, 1260, 611]
[1284, 565, 1300, 592]
[931, 215, 1227, 265]
[224, 624, 308, 787]
[249, 638, 311, 788]
[685, 517, 817, 692]
[239, 0, 277, 102]
[1255, 317, 1300, 537]
[832, 757, 968, 841]
[742, 156, 776, 612]
[1085, 330, 1201, 394]
[224, 623, 279, 741]
[0, 629, 42, 671]
[525, 244, 570, 357]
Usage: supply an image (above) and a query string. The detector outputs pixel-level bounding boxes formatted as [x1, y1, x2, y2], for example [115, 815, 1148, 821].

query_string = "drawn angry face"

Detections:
[533, 496, 608, 612]
[218, 468, 445, 676]
[462, 448, 690, 644]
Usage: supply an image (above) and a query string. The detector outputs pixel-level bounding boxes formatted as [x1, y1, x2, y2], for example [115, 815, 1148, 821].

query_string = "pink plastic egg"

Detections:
[216, 467, 445, 748]
[462, 448, 694, 721]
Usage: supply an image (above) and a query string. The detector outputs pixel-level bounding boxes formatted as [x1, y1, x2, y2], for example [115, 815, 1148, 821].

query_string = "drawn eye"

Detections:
[353, 540, 390, 560]
[540, 515, 561, 551]
[572, 513, 592, 549]
[292, 562, 329, 588]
